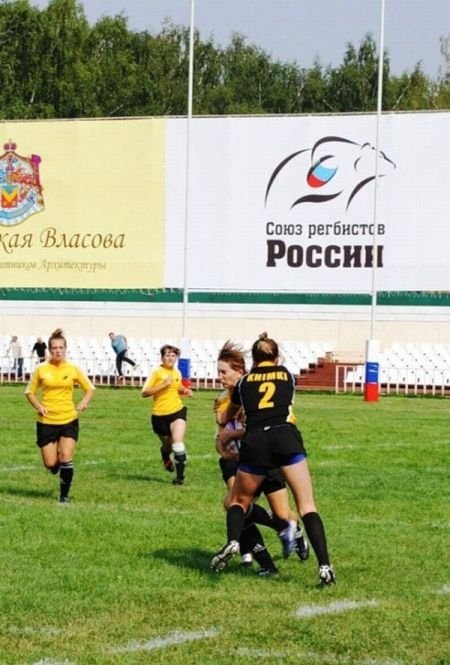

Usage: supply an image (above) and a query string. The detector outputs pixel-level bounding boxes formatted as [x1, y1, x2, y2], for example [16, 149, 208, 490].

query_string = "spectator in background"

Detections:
[7, 335, 24, 379]
[31, 337, 48, 363]
[108, 332, 138, 381]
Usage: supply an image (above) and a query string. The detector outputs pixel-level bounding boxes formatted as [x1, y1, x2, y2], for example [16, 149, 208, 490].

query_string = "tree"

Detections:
[326, 35, 387, 112]
[434, 35, 450, 108]
[86, 14, 137, 117]
[0, 2, 447, 119]
[38, 0, 92, 118]
[0, 0, 48, 118]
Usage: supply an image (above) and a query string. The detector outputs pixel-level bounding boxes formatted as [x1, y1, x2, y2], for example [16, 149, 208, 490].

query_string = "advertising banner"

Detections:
[0, 119, 165, 288]
[1, 112, 449, 293]
[166, 112, 450, 292]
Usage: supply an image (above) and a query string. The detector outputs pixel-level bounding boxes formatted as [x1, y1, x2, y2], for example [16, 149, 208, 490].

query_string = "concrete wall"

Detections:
[2, 300, 450, 360]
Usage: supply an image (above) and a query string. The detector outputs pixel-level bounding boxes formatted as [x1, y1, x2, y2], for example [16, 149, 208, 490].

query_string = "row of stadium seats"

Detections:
[343, 342, 450, 394]
[0, 334, 333, 386]
[3, 336, 450, 391]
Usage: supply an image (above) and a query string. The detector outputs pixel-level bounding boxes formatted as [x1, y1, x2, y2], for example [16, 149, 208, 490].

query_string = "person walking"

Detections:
[142, 344, 192, 485]
[7, 335, 24, 379]
[25, 328, 95, 504]
[108, 332, 138, 381]
[31, 337, 48, 363]
[211, 332, 334, 586]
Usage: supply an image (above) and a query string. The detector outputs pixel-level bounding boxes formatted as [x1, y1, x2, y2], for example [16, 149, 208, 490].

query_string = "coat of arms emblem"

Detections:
[0, 141, 44, 226]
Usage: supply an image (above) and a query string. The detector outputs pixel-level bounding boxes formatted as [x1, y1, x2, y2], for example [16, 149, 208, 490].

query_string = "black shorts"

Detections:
[219, 458, 286, 494]
[239, 424, 306, 469]
[151, 407, 187, 437]
[36, 419, 79, 448]
[219, 457, 238, 484]
[259, 466, 286, 495]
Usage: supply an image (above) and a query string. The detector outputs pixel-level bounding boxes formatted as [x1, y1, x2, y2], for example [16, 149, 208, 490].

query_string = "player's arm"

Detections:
[25, 389, 48, 417]
[217, 424, 244, 447]
[77, 387, 95, 413]
[220, 401, 240, 425]
[141, 375, 172, 398]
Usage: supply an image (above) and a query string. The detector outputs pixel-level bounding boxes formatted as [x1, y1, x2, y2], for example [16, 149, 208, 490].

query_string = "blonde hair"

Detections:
[251, 331, 279, 364]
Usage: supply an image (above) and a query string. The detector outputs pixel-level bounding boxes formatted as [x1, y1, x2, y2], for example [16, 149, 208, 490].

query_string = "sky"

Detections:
[31, 0, 449, 79]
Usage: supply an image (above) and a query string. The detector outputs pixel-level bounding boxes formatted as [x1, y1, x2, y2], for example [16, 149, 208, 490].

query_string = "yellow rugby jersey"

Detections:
[214, 389, 244, 434]
[25, 360, 94, 425]
[144, 365, 184, 416]
[214, 389, 231, 435]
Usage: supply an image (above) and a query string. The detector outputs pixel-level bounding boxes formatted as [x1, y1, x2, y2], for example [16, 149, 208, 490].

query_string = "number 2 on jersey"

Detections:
[258, 381, 275, 409]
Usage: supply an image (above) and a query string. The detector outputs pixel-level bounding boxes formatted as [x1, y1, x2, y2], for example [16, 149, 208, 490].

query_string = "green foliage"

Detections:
[0, 386, 449, 664]
[0, 1, 448, 118]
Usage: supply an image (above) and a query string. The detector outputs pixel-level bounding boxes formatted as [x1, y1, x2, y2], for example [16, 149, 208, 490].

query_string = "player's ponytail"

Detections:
[48, 328, 67, 349]
[251, 331, 278, 364]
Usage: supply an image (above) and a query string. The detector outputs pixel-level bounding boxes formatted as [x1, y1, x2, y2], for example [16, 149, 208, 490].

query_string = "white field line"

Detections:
[30, 660, 74, 665]
[236, 646, 288, 659]
[0, 456, 213, 473]
[436, 584, 450, 594]
[296, 599, 380, 618]
[8, 625, 62, 636]
[0, 495, 191, 516]
[237, 648, 402, 665]
[362, 660, 404, 665]
[0, 464, 39, 472]
[431, 522, 450, 529]
[0, 460, 105, 473]
[106, 628, 220, 654]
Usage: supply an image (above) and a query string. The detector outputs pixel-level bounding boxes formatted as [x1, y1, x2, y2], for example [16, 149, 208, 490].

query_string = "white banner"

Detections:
[165, 112, 450, 292]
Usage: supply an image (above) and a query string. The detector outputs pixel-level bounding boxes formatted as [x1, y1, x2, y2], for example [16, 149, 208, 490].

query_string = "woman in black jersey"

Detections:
[214, 341, 309, 575]
[211, 332, 335, 586]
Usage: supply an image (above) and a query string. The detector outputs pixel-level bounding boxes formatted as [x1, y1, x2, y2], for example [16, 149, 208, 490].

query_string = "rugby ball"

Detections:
[223, 419, 242, 455]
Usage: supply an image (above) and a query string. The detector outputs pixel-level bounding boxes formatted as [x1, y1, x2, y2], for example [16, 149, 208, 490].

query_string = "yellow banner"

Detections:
[0, 119, 165, 288]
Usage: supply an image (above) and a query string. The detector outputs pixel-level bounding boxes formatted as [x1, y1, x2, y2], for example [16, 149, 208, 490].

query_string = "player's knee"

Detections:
[172, 442, 187, 461]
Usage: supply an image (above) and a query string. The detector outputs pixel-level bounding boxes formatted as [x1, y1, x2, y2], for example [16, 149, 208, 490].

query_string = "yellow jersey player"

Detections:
[142, 344, 193, 485]
[25, 328, 95, 504]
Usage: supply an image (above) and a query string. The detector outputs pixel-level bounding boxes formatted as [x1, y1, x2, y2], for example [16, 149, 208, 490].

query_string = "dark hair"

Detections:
[48, 328, 66, 349]
[160, 344, 180, 358]
[251, 332, 279, 364]
[217, 340, 246, 374]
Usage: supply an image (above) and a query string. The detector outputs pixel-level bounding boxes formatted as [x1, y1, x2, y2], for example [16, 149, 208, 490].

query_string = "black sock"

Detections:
[241, 524, 277, 570]
[59, 461, 74, 499]
[239, 524, 260, 555]
[227, 504, 246, 543]
[160, 446, 170, 462]
[252, 543, 277, 571]
[246, 503, 288, 532]
[49, 464, 60, 475]
[173, 452, 186, 481]
[302, 511, 330, 566]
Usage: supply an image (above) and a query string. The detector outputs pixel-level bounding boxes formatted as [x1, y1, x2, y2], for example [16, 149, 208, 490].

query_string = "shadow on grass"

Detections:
[144, 547, 245, 577]
[124, 473, 167, 484]
[0, 485, 53, 499]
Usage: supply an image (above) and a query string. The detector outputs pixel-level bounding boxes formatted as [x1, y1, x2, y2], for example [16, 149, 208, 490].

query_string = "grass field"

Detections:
[0, 385, 449, 665]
